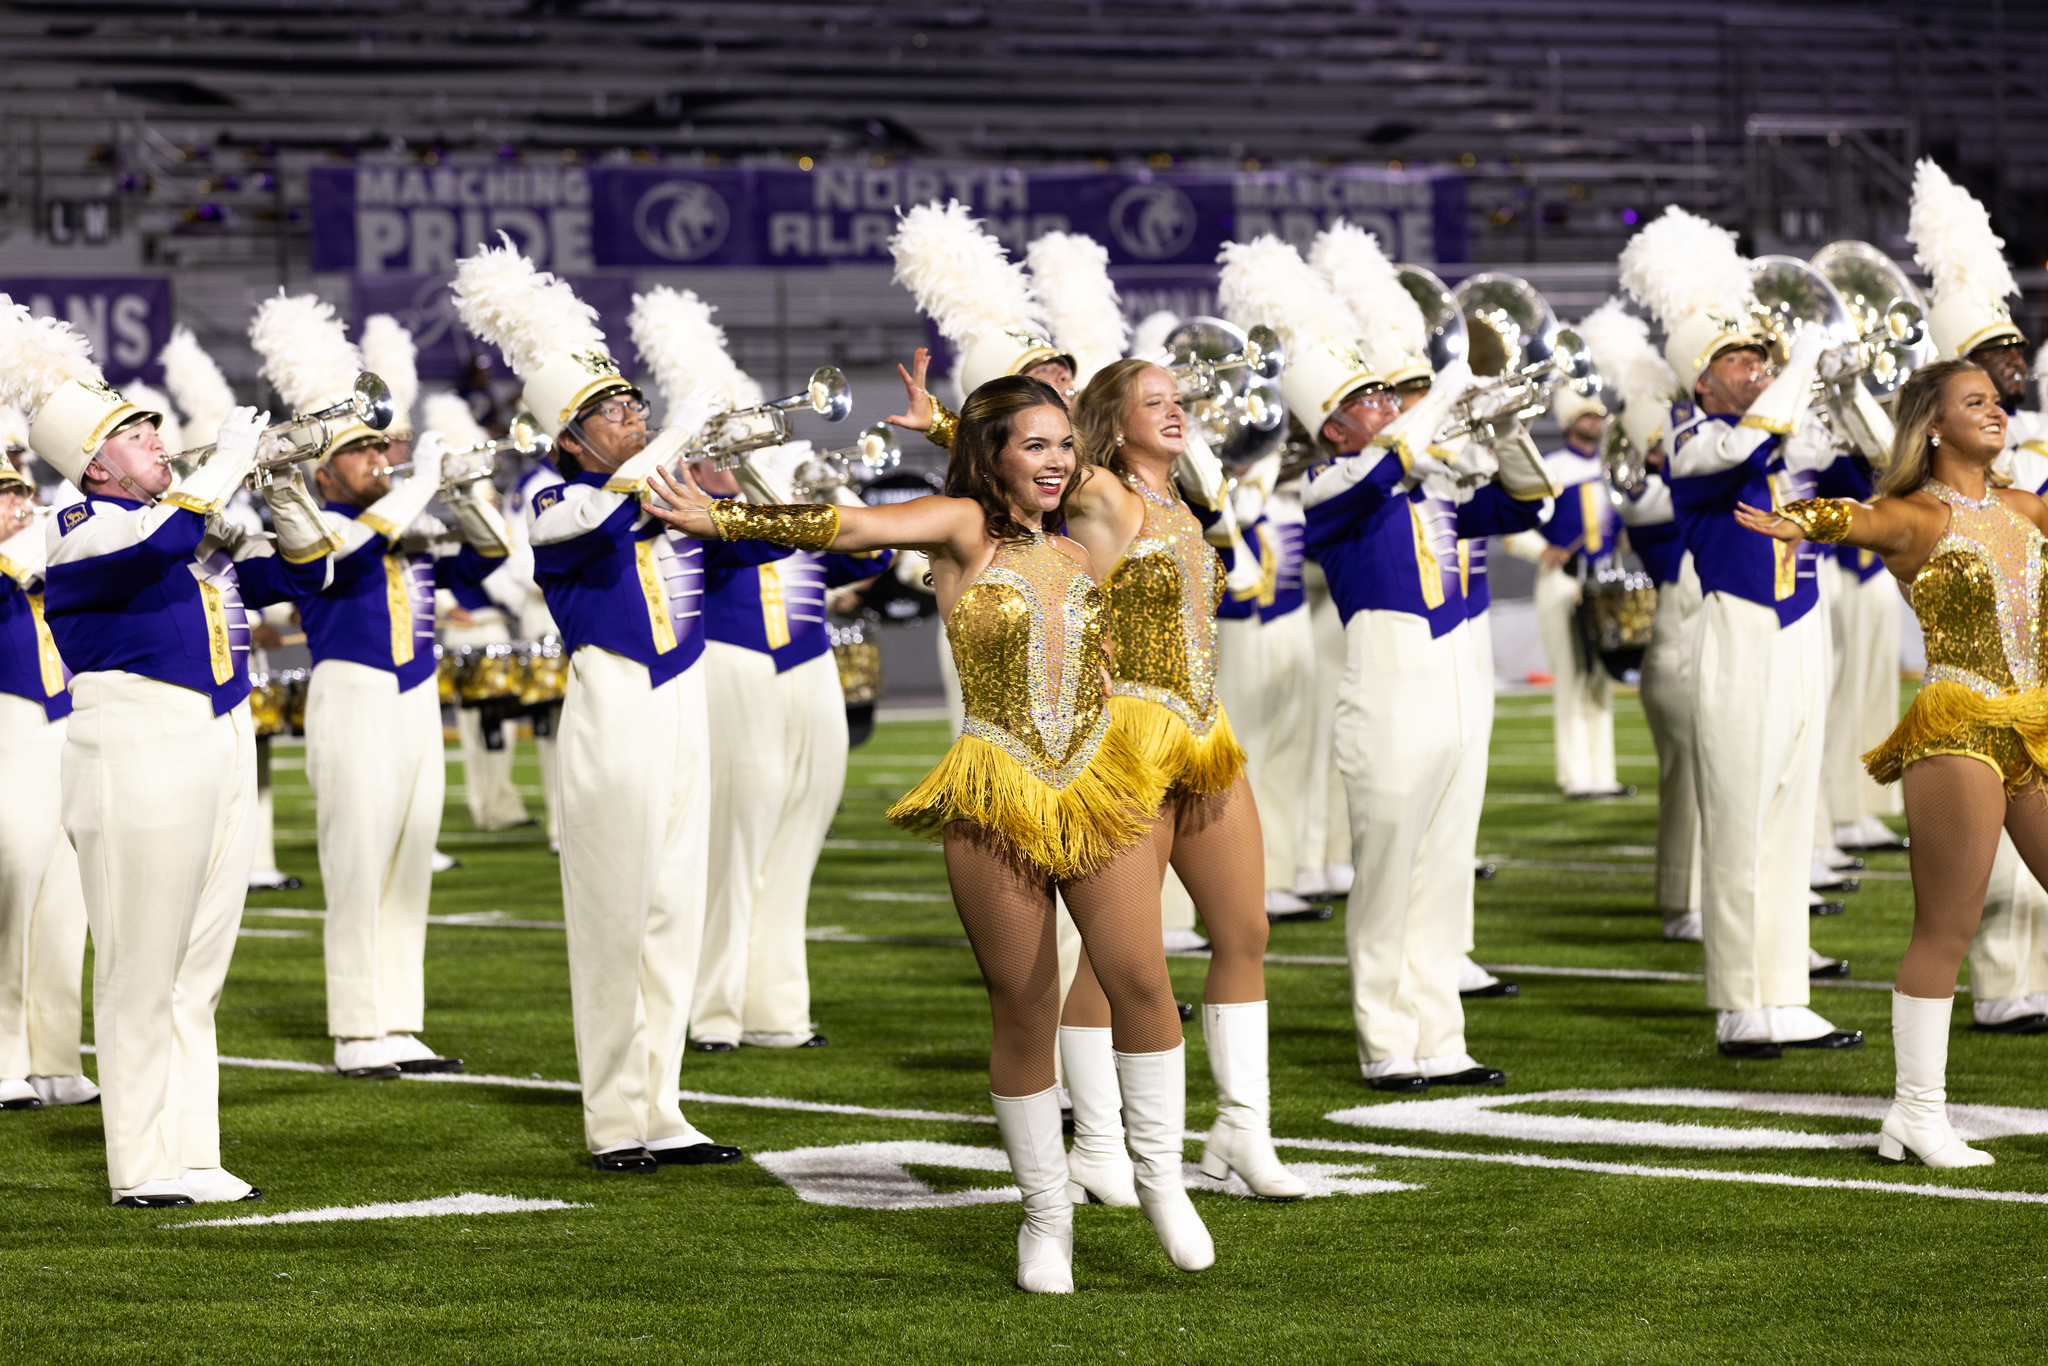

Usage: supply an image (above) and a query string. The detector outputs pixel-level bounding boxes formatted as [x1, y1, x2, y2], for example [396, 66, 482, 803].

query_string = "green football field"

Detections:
[7, 691, 2047, 1364]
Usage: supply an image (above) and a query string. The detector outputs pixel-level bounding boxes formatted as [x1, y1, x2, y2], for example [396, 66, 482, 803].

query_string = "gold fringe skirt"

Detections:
[1863, 679, 2048, 795]
[1108, 693, 1247, 798]
[886, 720, 1167, 881]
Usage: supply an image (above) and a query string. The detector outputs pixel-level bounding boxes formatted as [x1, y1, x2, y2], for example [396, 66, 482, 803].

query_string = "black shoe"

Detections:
[1784, 1029, 1865, 1050]
[594, 1147, 659, 1173]
[1973, 1013, 2048, 1035]
[113, 1192, 196, 1209]
[797, 1034, 829, 1048]
[1461, 981, 1520, 999]
[1839, 832, 1906, 852]
[1568, 784, 1637, 801]
[393, 1056, 464, 1074]
[248, 875, 303, 891]
[1267, 906, 1333, 924]
[690, 1040, 737, 1054]
[1718, 1039, 1783, 1060]
[1475, 861, 1498, 880]
[650, 1142, 743, 1166]
[1366, 1074, 1430, 1093]
[1808, 958, 1851, 980]
[1061, 1107, 1075, 1138]
[1176, 1002, 1196, 1022]
[1810, 900, 1846, 917]
[1431, 1066, 1506, 1086]
[337, 1064, 402, 1080]
[0, 1096, 43, 1111]
[1812, 875, 1860, 893]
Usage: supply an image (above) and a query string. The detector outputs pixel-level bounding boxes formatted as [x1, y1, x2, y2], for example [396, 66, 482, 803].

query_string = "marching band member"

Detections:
[1279, 234, 1553, 1092]
[253, 301, 505, 1079]
[628, 284, 887, 1054]
[1738, 358, 2045, 1166]
[647, 376, 1205, 1292]
[1620, 207, 1863, 1059]
[4, 299, 337, 1207]
[453, 241, 741, 1173]
[159, 327, 301, 892]
[0, 435, 94, 1111]
[1577, 301, 1705, 942]
[1907, 161, 2048, 1033]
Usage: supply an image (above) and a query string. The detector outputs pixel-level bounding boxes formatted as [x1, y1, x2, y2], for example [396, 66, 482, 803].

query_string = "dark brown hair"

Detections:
[1877, 358, 1997, 498]
[944, 375, 1072, 542]
[1071, 356, 1161, 481]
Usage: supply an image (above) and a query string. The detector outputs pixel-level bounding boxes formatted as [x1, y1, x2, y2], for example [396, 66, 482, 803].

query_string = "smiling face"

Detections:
[1931, 369, 2009, 463]
[85, 419, 173, 499]
[1117, 365, 1185, 461]
[993, 404, 1076, 523]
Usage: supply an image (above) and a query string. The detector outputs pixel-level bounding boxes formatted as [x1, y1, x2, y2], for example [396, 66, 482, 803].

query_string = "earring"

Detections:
[1115, 432, 1125, 447]
[1931, 434, 1941, 447]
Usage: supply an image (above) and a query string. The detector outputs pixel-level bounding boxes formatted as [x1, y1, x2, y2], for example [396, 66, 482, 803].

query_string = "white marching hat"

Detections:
[1574, 299, 1680, 460]
[1310, 220, 1432, 386]
[359, 314, 421, 441]
[890, 201, 1069, 401]
[1908, 158, 2026, 360]
[250, 291, 381, 459]
[1618, 206, 1768, 394]
[453, 235, 636, 438]
[159, 324, 238, 456]
[0, 295, 160, 488]
[1220, 234, 1377, 432]
[1025, 231, 1127, 391]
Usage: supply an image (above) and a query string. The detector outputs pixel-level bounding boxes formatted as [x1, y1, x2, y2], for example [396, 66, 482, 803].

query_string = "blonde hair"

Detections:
[1071, 357, 1162, 481]
[1876, 358, 1998, 498]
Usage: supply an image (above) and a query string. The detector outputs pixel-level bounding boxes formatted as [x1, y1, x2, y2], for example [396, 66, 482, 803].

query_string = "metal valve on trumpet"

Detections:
[178, 372, 394, 484]
[685, 366, 853, 470]
[386, 412, 552, 495]
[793, 423, 902, 501]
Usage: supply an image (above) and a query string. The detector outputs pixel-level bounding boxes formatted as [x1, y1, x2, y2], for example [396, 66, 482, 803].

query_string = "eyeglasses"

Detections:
[587, 396, 650, 425]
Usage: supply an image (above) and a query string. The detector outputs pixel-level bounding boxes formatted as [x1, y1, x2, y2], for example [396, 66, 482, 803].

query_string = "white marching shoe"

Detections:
[1058, 1027, 1138, 1207]
[1115, 1043, 1215, 1272]
[1879, 991, 1994, 1169]
[1199, 1002, 1306, 1200]
[28, 1074, 100, 1106]
[991, 1086, 1074, 1293]
[181, 1166, 263, 1202]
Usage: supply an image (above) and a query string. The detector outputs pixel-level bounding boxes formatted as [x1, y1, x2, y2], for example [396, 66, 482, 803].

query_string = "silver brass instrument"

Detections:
[1163, 318, 1287, 466]
[179, 372, 394, 483]
[1750, 255, 1920, 458]
[1809, 241, 1932, 398]
[1398, 265, 1469, 372]
[793, 423, 902, 501]
[1430, 275, 1595, 444]
[1601, 413, 1647, 498]
[387, 412, 551, 495]
[692, 367, 853, 470]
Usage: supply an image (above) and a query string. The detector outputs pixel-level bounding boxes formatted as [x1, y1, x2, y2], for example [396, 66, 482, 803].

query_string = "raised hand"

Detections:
[643, 462, 720, 539]
[884, 348, 937, 432]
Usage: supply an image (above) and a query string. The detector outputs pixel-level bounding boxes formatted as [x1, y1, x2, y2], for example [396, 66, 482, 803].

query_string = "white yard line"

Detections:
[162, 1193, 588, 1229]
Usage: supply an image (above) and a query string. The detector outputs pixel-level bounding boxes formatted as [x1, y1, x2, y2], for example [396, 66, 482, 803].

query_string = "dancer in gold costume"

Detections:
[1741, 358, 2048, 1169]
[644, 376, 1213, 1292]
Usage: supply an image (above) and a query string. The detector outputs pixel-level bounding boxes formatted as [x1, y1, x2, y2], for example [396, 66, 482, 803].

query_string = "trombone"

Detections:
[178, 372, 394, 485]
[792, 424, 902, 501]
[684, 367, 854, 470]
[386, 412, 552, 495]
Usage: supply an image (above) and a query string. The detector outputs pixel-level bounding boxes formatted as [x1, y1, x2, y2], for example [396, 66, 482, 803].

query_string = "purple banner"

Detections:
[349, 273, 638, 382]
[311, 165, 599, 274]
[0, 277, 172, 384]
[585, 168, 754, 267]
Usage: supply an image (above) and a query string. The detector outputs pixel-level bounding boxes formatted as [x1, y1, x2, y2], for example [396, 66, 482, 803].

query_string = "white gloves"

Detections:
[1487, 426, 1564, 501]
[360, 430, 448, 541]
[1173, 427, 1229, 511]
[262, 468, 342, 564]
[1787, 325, 1829, 373]
[608, 424, 694, 495]
[167, 406, 268, 513]
[450, 494, 514, 557]
[1743, 328, 1826, 436]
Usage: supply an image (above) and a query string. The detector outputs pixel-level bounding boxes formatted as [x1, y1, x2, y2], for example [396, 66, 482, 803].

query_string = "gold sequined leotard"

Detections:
[1865, 480, 2048, 792]
[1103, 477, 1247, 796]
[888, 531, 1165, 878]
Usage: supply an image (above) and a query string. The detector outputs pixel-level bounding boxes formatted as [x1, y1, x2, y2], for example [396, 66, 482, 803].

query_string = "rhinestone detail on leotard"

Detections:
[1106, 476, 1224, 738]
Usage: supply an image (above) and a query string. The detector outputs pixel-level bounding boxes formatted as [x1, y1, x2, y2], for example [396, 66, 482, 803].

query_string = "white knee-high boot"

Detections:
[1114, 1044, 1215, 1272]
[1199, 1001, 1306, 1199]
[1058, 1026, 1138, 1207]
[1879, 991, 1994, 1169]
[991, 1086, 1075, 1293]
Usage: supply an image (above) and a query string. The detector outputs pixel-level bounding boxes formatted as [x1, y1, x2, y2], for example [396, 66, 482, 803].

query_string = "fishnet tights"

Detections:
[944, 821, 1183, 1097]
[1898, 754, 2048, 998]
[1063, 775, 1271, 1029]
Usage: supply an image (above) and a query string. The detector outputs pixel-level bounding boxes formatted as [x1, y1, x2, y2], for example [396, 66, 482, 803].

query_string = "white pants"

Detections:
[1298, 565, 1352, 880]
[1463, 605, 1496, 956]
[693, 645, 845, 1043]
[63, 673, 254, 1190]
[1972, 835, 2048, 1018]
[1337, 611, 1485, 1073]
[1691, 594, 1825, 1012]
[444, 614, 530, 831]
[249, 736, 283, 880]
[1823, 563, 1904, 825]
[1534, 563, 1616, 793]
[0, 695, 87, 1081]
[1216, 607, 1315, 889]
[558, 647, 711, 1154]
[1640, 558, 1703, 919]
[306, 661, 444, 1039]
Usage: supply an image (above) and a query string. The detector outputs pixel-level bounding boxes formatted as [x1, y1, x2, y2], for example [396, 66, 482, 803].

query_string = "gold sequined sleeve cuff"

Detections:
[1776, 498, 1856, 543]
[926, 401, 957, 452]
[705, 500, 841, 551]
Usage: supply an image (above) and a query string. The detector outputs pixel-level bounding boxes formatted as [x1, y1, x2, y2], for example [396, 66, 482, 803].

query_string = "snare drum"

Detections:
[248, 672, 290, 737]
[454, 643, 518, 706]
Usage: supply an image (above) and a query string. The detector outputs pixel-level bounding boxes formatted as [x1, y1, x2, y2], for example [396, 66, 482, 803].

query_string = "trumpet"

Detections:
[792, 424, 901, 501]
[178, 372, 394, 484]
[1163, 319, 1287, 466]
[684, 367, 853, 470]
[386, 413, 551, 495]
[1434, 328, 1599, 445]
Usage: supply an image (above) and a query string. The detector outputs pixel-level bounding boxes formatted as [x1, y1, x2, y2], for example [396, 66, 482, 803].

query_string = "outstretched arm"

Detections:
[643, 462, 980, 558]
[1733, 495, 1924, 559]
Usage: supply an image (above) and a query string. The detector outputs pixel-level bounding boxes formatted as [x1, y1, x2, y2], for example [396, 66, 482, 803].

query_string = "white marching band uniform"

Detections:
[1525, 416, 1625, 797]
[0, 471, 94, 1111]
